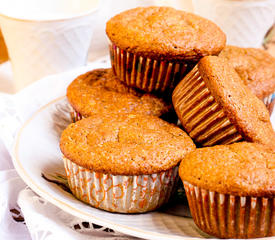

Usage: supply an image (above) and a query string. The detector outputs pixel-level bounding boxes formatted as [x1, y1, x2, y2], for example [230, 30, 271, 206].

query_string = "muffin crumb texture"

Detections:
[198, 56, 275, 149]
[180, 142, 275, 197]
[67, 68, 171, 117]
[106, 6, 226, 61]
[60, 113, 195, 175]
[219, 45, 275, 99]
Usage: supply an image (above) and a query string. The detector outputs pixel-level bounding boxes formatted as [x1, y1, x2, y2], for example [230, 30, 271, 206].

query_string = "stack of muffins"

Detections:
[59, 6, 275, 239]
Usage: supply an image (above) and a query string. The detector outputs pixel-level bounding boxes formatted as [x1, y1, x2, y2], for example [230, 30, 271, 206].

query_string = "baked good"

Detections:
[106, 6, 226, 93]
[60, 113, 195, 213]
[172, 56, 275, 148]
[179, 142, 275, 238]
[219, 45, 275, 113]
[67, 68, 172, 122]
[0, 29, 8, 64]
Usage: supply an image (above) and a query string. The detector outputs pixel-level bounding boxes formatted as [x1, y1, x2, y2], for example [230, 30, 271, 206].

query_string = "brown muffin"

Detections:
[60, 113, 195, 175]
[179, 142, 275, 238]
[67, 68, 172, 122]
[173, 56, 275, 148]
[0, 29, 8, 64]
[180, 143, 274, 197]
[106, 6, 226, 93]
[107, 7, 226, 61]
[219, 46, 275, 113]
[219, 46, 275, 99]
[60, 113, 195, 213]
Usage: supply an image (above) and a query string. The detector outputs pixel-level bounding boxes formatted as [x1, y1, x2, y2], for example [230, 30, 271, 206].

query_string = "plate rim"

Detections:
[12, 96, 274, 240]
[12, 96, 200, 240]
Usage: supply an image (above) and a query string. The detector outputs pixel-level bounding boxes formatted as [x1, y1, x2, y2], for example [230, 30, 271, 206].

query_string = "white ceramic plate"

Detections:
[12, 96, 275, 240]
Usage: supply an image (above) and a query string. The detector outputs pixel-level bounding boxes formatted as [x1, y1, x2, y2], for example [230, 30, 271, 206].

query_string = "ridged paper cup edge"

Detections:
[263, 92, 275, 115]
[183, 181, 275, 238]
[109, 41, 189, 94]
[63, 157, 179, 213]
[173, 65, 242, 146]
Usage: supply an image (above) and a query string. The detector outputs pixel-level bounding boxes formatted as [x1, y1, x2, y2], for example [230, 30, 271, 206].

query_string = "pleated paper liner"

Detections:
[183, 181, 275, 238]
[263, 93, 275, 115]
[63, 157, 179, 213]
[70, 109, 83, 123]
[109, 43, 190, 94]
[173, 65, 243, 147]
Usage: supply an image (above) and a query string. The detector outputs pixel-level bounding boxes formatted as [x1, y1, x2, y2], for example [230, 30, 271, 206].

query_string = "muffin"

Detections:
[179, 142, 275, 238]
[219, 45, 275, 114]
[0, 29, 8, 64]
[106, 6, 226, 94]
[172, 56, 275, 148]
[60, 113, 195, 213]
[67, 68, 172, 122]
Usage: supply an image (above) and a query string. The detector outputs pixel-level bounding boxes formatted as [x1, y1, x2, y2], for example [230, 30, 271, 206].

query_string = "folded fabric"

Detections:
[0, 58, 138, 240]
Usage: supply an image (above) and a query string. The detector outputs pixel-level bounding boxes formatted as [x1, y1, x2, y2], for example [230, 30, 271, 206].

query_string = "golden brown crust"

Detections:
[0, 30, 8, 64]
[219, 46, 275, 99]
[179, 142, 275, 197]
[106, 7, 226, 61]
[60, 114, 195, 175]
[198, 56, 275, 150]
[67, 68, 171, 117]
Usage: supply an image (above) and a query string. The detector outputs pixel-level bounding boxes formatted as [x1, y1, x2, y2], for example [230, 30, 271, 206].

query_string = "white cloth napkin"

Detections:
[0, 169, 135, 240]
[0, 58, 137, 240]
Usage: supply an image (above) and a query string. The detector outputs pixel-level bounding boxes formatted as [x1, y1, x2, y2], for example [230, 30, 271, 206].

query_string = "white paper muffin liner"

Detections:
[183, 181, 275, 238]
[63, 157, 179, 213]
[109, 42, 189, 94]
[70, 108, 83, 123]
[173, 65, 243, 147]
[263, 92, 275, 115]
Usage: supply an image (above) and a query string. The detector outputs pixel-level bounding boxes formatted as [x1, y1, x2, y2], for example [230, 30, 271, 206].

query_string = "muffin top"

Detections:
[179, 142, 275, 197]
[219, 45, 275, 99]
[67, 68, 171, 118]
[198, 56, 275, 149]
[106, 7, 226, 61]
[60, 114, 195, 175]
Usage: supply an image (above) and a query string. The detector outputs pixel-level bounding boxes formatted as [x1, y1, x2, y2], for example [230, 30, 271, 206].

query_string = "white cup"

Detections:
[0, 0, 99, 91]
[153, 0, 193, 11]
[192, 0, 275, 48]
[88, 0, 195, 61]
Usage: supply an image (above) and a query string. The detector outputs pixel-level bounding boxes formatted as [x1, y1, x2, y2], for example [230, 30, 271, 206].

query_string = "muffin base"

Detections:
[173, 65, 243, 146]
[109, 42, 190, 94]
[183, 181, 275, 238]
[64, 157, 178, 213]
